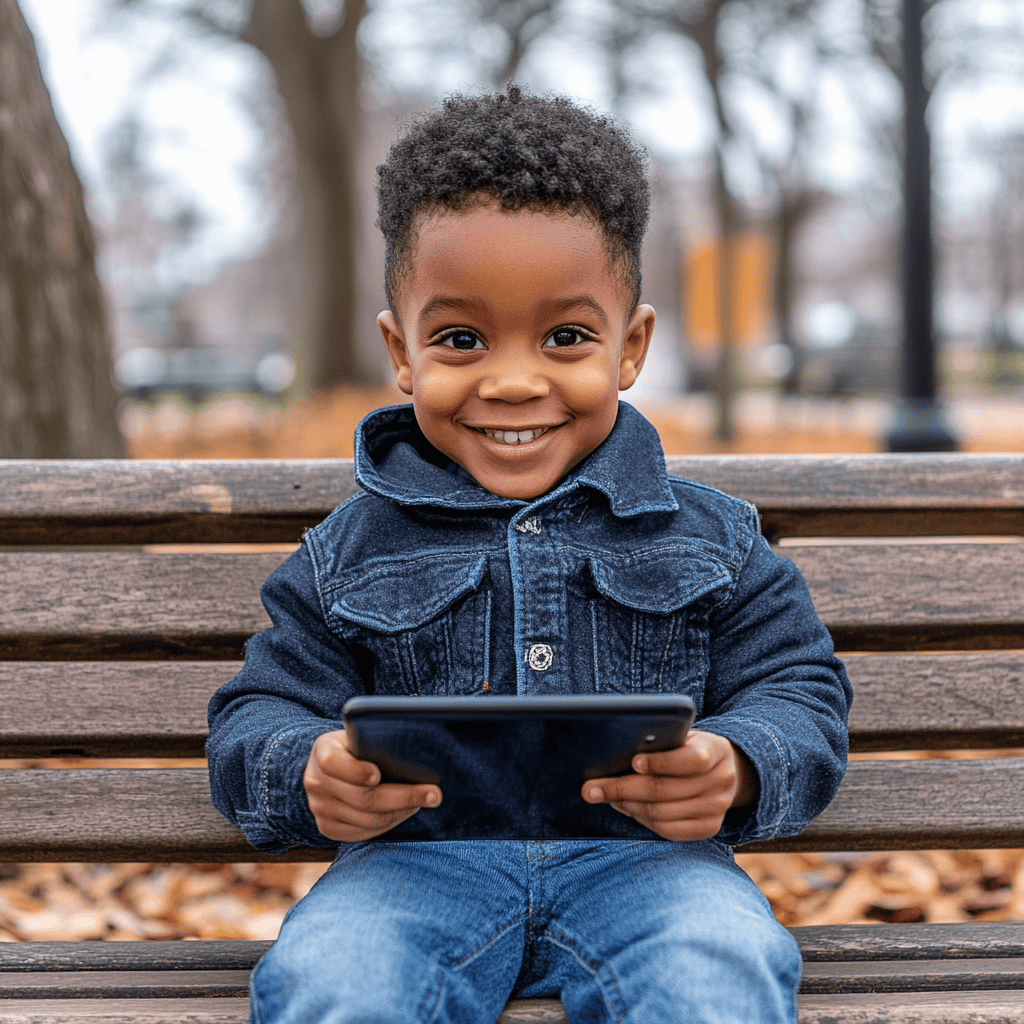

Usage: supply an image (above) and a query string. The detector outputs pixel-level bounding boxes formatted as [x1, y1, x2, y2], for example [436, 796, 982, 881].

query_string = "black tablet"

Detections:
[342, 694, 696, 841]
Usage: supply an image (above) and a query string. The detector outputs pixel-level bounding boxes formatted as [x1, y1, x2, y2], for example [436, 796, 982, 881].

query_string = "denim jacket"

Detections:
[207, 402, 851, 851]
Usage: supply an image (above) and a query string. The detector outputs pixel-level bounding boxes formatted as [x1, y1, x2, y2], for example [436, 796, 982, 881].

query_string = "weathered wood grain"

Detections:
[4, 652, 1024, 757]
[793, 924, 1024, 962]
[1, 759, 1022, 861]
[0, 971, 251, 999]
[0, 662, 241, 757]
[0, 993, 1019, 1024]
[4, 959, 1021, 998]
[845, 652, 1024, 750]
[0, 999, 251, 1023]
[498, 1002, 567, 1024]
[2, 456, 1022, 544]
[785, 541, 1024, 651]
[6, 924, 1024, 975]
[0, 460, 359, 545]
[0, 552, 286, 659]
[800, 958, 1024, 993]
[745, 758, 1024, 853]
[0, 943, 273, 972]
[796, 990, 1024, 1024]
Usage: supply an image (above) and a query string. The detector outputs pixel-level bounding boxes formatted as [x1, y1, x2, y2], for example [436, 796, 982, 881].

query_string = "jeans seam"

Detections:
[542, 929, 628, 1024]
[449, 914, 527, 972]
[418, 969, 444, 1024]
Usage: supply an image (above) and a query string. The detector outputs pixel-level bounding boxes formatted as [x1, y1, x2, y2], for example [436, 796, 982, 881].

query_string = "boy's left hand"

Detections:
[582, 731, 757, 842]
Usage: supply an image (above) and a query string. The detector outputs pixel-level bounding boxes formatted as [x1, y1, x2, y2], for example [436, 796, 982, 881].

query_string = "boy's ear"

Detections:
[618, 304, 656, 391]
[377, 310, 413, 395]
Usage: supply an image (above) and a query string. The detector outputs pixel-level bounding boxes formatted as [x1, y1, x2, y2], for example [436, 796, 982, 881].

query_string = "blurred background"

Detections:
[6, 0, 1024, 460]
[1, 0, 1022, 941]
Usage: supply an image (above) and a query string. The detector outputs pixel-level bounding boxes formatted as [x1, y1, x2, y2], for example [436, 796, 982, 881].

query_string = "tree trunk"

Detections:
[773, 190, 812, 395]
[0, 0, 125, 457]
[682, 0, 738, 443]
[244, 0, 370, 391]
[712, 152, 738, 443]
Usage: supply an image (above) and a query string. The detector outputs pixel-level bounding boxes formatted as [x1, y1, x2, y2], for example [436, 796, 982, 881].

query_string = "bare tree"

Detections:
[114, 0, 370, 390]
[0, 0, 125, 458]
[606, 0, 823, 440]
[478, 0, 560, 85]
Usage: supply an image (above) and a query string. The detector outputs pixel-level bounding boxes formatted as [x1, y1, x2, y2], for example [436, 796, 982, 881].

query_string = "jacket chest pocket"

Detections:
[326, 555, 491, 696]
[587, 549, 733, 708]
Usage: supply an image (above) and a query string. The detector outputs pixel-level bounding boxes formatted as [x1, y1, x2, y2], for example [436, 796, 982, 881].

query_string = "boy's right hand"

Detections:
[302, 730, 442, 842]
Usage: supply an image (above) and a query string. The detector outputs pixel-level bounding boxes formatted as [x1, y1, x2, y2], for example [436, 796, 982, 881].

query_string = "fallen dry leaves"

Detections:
[0, 846, 1021, 944]
[0, 862, 330, 943]
[737, 848, 1024, 928]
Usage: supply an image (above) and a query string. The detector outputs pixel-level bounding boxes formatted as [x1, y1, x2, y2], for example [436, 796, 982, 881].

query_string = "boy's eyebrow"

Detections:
[416, 295, 489, 327]
[415, 294, 611, 329]
[537, 296, 610, 327]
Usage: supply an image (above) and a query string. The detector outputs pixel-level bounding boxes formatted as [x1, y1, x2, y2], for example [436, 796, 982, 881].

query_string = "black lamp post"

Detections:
[883, 0, 959, 452]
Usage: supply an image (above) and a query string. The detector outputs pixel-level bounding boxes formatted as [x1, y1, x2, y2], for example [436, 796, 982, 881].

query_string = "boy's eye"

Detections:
[440, 331, 484, 351]
[543, 328, 588, 348]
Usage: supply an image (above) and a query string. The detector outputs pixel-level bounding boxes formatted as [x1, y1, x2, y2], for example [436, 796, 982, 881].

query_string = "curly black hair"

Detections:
[376, 85, 650, 313]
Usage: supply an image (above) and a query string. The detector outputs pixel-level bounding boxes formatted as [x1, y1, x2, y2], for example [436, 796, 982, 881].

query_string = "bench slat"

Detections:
[845, 651, 1024, 750]
[0, 553, 284, 660]
[0, 662, 241, 757]
[2, 959, 1022, 999]
[2, 456, 1023, 545]
[796, 991, 1024, 1024]
[4, 652, 1024, 757]
[785, 542, 1024, 651]
[0, 972, 251, 999]
[1, 994, 1022, 1024]
[800, 958, 1024, 994]
[0, 760, 1021, 861]
[0, 460, 358, 545]
[0, 999, 251, 1024]
[4, 924, 1023, 973]
[2, 543, 1023, 660]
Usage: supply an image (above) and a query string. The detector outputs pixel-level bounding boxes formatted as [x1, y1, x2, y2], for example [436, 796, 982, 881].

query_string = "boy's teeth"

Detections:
[487, 428, 543, 444]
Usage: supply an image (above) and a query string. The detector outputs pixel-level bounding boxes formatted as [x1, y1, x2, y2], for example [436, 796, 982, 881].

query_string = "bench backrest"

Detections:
[2, 455, 1023, 861]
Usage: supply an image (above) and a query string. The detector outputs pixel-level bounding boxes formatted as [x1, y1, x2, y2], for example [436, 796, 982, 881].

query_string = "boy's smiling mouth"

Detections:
[473, 426, 554, 446]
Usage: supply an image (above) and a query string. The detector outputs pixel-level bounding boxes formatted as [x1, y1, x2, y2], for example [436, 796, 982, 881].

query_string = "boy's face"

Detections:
[378, 202, 655, 501]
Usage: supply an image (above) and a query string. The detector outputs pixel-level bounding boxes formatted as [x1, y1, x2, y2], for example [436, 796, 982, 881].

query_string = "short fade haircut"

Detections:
[376, 85, 650, 314]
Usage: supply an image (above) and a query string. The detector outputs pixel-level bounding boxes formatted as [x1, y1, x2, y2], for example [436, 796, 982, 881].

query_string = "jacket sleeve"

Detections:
[696, 515, 853, 847]
[206, 540, 368, 851]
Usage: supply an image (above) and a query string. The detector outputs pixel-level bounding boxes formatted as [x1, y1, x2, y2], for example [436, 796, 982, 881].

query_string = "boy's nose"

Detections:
[476, 356, 550, 403]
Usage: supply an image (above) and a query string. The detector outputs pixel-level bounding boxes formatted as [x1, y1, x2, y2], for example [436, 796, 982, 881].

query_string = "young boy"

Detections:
[207, 86, 852, 1024]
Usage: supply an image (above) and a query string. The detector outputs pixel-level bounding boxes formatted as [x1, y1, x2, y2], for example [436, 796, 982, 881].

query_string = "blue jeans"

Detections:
[250, 840, 800, 1024]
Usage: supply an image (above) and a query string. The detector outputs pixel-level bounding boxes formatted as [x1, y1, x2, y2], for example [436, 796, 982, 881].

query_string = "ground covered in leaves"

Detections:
[1, 848, 1021, 942]
[3, 385, 1021, 943]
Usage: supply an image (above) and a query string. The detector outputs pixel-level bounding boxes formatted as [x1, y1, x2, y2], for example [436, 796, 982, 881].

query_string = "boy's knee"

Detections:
[251, 938, 443, 1024]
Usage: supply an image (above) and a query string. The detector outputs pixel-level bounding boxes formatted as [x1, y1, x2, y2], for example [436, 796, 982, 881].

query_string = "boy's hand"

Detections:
[303, 730, 442, 842]
[581, 731, 757, 842]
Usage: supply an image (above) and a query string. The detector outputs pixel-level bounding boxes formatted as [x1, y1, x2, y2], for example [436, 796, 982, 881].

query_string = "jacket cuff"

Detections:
[251, 724, 340, 851]
[696, 716, 793, 846]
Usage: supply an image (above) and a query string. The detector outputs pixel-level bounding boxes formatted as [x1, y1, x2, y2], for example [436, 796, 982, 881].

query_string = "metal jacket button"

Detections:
[526, 644, 554, 671]
[515, 517, 542, 534]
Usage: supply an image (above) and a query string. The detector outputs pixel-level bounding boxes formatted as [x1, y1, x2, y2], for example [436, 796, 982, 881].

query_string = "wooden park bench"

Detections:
[1, 453, 1023, 1023]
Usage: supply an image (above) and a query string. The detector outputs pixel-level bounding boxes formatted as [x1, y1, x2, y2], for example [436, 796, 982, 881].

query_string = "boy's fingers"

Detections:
[634, 733, 719, 778]
[314, 805, 421, 842]
[584, 772, 698, 805]
[315, 731, 380, 785]
[610, 798, 709, 823]
[316, 776, 441, 814]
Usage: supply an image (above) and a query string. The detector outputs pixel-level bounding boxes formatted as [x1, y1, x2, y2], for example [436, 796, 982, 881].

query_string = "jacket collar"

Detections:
[353, 402, 678, 518]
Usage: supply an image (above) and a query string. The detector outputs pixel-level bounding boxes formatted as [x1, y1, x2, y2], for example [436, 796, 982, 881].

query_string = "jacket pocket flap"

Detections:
[588, 548, 733, 614]
[329, 554, 487, 633]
